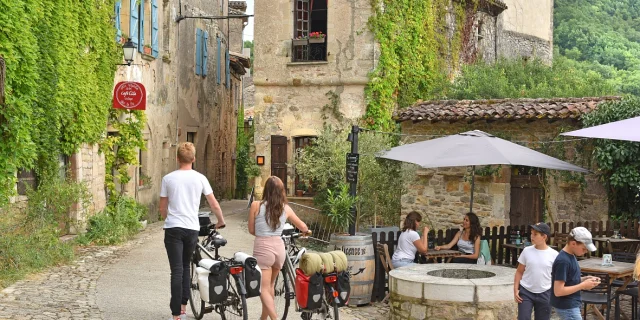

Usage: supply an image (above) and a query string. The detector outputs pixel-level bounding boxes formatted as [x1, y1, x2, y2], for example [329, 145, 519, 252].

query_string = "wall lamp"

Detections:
[238, 116, 254, 132]
[121, 38, 136, 66]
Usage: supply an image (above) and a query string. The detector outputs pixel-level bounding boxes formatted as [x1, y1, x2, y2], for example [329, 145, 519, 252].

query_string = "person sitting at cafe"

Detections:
[434, 212, 481, 264]
[391, 211, 429, 268]
[514, 222, 558, 320]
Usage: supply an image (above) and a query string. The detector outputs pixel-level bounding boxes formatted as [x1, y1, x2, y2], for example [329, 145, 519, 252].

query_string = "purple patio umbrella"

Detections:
[560, 116, 640, 142]
[378, 130, 588, 211]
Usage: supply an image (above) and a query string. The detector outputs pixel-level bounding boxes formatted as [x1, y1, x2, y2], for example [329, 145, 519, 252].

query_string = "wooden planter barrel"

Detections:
[330, 233, 375, 305]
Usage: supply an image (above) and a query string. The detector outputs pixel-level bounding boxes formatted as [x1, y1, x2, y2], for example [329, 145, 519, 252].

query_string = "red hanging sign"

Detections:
[113, 81, 146, 110]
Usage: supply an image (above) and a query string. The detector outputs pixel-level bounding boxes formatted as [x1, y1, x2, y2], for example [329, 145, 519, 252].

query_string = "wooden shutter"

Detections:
[129, 0, 139, 48]
[196, 28, 202, 75]
[202, 31, 209, 76]
[271, 136, 288, 194]
[225, 49, 230, 88]
[151, 0, 159, 57]
[115, 1, 122, 42]
[138, 1, 145, 52]
[216, 37, 221, 84]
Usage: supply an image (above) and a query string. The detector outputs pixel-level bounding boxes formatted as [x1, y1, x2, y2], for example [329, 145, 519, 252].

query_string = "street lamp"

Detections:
[238, 116, 254, 133]
[122, 38, 136, 66]
[247, 116, 253, 128]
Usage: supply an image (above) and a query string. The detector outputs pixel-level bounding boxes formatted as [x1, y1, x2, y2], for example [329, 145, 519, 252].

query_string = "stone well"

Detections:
[389, 264, 516, 320]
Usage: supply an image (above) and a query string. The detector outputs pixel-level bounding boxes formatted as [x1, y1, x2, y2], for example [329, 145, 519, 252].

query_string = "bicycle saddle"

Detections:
[212, 238, 227, 247]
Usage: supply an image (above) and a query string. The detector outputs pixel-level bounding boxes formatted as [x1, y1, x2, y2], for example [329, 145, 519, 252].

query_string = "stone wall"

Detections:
[497, 0, 554, 63]
[400, 120, 608, 228]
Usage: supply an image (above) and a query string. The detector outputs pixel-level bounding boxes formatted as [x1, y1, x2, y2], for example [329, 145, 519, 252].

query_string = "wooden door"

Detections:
[271, 135, 288, 194]
[510, 167, 544, 226]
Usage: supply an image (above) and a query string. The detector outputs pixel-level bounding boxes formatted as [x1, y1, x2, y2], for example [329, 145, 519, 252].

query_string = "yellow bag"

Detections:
[299, 253, 323, 276]
[329, 250, 348, 273]
[318, 252, 335, 273]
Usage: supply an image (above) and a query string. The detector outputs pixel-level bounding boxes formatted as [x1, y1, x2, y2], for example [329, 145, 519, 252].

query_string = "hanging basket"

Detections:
[309, 37, 325, 44]
[292, 38, 308, 46]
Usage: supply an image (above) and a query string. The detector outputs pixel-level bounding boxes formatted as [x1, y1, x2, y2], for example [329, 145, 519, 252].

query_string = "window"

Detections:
[138, 141, 150, 188]
[115, 1, 122, 42]
[225, 49, 230, 88]
[195, 28, 209, 76]
[292, 0, 327, 62]
[294, 136, 316, 196]
[151, 0, 159, 57]
[216, 36, 222, 84]
[17, 168, 37, 196]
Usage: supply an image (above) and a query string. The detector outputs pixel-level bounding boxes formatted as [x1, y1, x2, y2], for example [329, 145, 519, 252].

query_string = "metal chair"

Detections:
[376, 243, 393, 303]
[581, 271, 614, 320]
[612, 251, 639, 319]
[615, 287, 638, 320]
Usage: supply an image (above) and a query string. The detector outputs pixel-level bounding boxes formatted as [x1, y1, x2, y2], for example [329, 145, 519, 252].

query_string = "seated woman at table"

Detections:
[391, 211, 430, 268]
[435, 212, 481, 264]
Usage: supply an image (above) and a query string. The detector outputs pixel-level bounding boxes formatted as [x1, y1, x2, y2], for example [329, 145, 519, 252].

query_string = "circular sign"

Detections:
[113, 81, 146, 110]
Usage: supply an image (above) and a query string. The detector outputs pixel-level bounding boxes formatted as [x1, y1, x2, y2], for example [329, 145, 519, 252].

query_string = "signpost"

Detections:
[347, 126, 360, 235]
[113, 81, 146, 110]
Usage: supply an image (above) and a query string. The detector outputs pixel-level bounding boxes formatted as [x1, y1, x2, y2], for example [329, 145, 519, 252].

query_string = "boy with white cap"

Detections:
[550, 227, 600, 320]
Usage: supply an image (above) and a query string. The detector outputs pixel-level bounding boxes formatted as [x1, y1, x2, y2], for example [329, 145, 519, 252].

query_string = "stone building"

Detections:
[251, 0, 554, 198]
[37, 0, 250, 231]
[394, 97, 620, 228]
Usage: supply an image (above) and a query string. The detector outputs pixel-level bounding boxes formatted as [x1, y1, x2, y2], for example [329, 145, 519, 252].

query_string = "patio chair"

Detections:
[581, 271, 614, 320]
[611, 252, 638, 288]
[376, 243, 393, 303]
[612, 252, 639, 319]
[614, 287, 638, 320]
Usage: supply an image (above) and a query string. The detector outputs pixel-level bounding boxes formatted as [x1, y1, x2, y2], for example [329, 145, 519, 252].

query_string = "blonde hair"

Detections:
[177, 142, 196, 164]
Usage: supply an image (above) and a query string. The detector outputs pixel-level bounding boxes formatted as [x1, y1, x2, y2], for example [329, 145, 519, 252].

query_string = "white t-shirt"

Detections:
[392, 230, 420, 261]
[517, 245, 559, 293]
[160, 169, 213, 231]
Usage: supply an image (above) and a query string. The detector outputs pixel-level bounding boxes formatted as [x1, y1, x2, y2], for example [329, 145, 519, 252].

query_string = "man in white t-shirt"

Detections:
[160, 142, 225, 320]
[514, 222, 559, 320]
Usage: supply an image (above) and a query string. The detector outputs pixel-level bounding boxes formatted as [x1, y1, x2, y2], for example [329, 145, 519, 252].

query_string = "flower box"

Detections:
[292, 38, 308, 46]
[143, 46, 152, 55]
[309, 37, 325, 44]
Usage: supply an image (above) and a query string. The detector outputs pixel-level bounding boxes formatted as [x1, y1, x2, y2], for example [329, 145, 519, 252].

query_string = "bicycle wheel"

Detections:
[189, 260, 205, 320]
[331, 299, 339, 320]
[219, 274, 248, 320]
[274, 269, 292, 320]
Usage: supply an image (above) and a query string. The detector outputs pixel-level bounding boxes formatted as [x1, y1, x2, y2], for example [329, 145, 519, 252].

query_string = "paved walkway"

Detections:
[0, 199, 634, 320]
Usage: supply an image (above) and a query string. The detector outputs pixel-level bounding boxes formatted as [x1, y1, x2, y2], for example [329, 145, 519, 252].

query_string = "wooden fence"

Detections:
[370, 219, 639, 303]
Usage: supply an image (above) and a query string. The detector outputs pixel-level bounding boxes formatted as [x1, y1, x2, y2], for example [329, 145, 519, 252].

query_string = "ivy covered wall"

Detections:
[0, 0, 120, 205]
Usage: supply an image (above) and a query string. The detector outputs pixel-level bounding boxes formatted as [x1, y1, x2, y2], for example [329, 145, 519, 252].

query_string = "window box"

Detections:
[309, 37, 325, 44]
[292, 38, 308, 46]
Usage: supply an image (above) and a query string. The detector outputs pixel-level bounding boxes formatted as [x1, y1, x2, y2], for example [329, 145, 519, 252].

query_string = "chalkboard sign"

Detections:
[346, 153, 359, 183]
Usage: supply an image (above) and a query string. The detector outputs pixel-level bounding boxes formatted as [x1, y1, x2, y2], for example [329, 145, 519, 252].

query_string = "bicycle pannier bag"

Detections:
[198, 212, 212, 236]
[295, 268, 323, 310]
[336, 271, 351, 307]
[234, 252, 261, 298]
[199, 259, 229, 304]
[196, 267, 212, 302]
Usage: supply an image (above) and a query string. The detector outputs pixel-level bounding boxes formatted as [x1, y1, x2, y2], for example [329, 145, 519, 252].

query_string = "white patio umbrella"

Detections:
[378, 130, 588, 211]
[560, 116, 640, 142]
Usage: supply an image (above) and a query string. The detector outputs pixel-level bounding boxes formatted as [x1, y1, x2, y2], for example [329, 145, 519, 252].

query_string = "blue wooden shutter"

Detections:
[216, 37, 221, 84]
[202, 31, 209, 76]
[225, 49, 230, 88]
[138, 1, 145, 52]
[196, 29, 202, 75]
[129, 0, 139, 48]
[151, 0, 159, 57]
[115, 1, 122, 42]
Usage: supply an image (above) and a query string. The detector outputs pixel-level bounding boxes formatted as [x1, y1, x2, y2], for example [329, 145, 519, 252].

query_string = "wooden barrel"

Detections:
[330, 233, 375, 305]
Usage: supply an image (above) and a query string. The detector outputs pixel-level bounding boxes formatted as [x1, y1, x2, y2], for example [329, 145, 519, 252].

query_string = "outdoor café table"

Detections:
[578, 258, 636, 320]
[502, 243, 559, 266]
[592, 236, 640, 254]
[418, 249, 462, 263]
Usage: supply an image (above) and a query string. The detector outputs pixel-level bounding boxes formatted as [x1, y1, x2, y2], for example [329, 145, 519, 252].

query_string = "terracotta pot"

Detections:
[144, 47, 152, 55]
[295, 190, 304, 197]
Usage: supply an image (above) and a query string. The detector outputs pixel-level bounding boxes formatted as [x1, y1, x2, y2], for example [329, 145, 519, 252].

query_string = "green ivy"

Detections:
[0, 0, 120, 205]
[365, 0, 472, 131]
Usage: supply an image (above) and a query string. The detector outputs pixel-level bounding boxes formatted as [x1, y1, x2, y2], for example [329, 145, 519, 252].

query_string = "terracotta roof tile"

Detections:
[394, 97, 621, 123]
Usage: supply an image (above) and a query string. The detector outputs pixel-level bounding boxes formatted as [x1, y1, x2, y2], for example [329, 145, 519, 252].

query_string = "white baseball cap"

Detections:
[570, 227, 597, 252]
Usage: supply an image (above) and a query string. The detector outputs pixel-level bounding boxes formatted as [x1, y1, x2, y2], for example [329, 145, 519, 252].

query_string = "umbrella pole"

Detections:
[469, 166, 475, 212]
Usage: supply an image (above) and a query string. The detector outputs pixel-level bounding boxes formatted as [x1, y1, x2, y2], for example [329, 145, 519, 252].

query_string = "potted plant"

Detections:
[309, 31, 326, 44]
[292, 36, 308, 46]
[295, 181, 307, 197]
[119, 34, 128, 44]
[139, 173, 153, 188]
[143, 44, 152, 55]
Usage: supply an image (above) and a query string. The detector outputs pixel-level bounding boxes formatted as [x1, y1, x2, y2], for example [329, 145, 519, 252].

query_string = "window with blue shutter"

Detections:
[115, 1, 122, 42]
[225, 49, 230, 89]
[196, 29, 203, 75]
[138, 1, 145, 52]
[216, 37, 221, 84]
[202, 31, 209, 76]
[129, 0, 139, 48]
[151, 0, 159, 57]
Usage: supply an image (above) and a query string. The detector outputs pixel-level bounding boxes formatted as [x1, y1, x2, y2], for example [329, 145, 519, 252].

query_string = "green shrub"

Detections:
[77, 196, 145, 245]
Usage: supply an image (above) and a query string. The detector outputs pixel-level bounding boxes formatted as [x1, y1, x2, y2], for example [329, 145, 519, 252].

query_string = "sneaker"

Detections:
[180, 311, 187, 320]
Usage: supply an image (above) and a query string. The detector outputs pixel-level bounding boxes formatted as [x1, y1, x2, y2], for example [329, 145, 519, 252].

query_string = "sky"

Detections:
[243, 0, 254, 42]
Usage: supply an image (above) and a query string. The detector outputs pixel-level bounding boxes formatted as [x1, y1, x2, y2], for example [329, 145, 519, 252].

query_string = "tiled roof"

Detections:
[395, 97, 622, 123]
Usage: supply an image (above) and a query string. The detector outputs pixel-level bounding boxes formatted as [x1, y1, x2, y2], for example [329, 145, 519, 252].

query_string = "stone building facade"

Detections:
[395, 97, 620, 228]
[252, 0, 554, 198]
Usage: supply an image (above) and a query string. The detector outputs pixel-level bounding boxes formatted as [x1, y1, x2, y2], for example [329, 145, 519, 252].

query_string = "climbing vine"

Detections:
[364, 0, 476, 131]
[0, 0, 120, 205]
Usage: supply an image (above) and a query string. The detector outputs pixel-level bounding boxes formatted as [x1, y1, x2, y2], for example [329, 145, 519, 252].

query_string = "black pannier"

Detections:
[199, 259, 229, 304]
[234, 252, 262, 298]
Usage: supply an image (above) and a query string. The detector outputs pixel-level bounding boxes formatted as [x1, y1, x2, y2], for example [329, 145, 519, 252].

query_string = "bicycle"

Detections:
[274, 224, 363, 320]
[189, 225, 249, 320]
